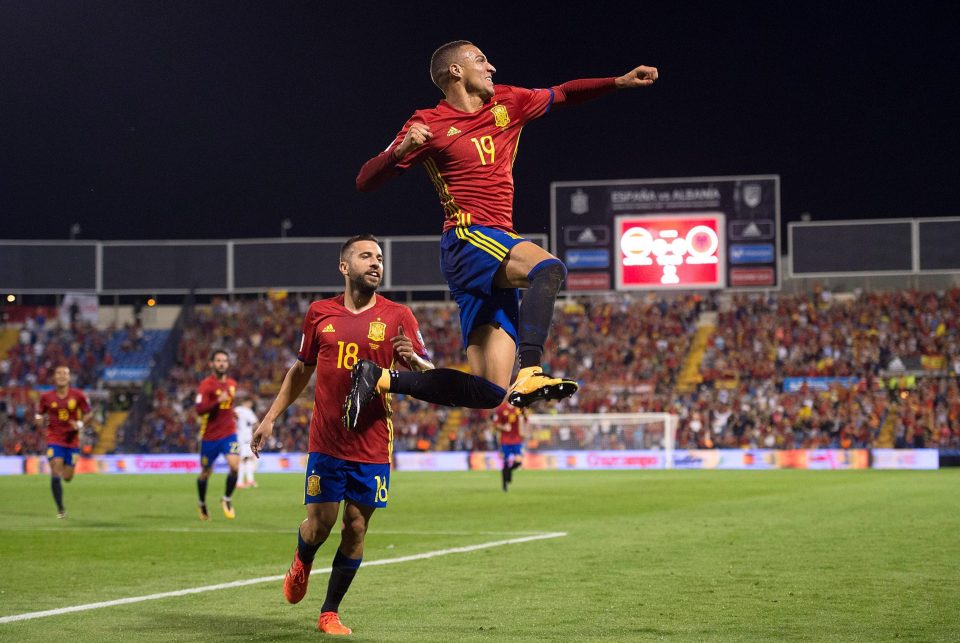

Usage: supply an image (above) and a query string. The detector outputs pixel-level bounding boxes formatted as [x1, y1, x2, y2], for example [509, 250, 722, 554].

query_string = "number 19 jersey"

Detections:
[387, 84, 554, 233]
[298, 294, 428, 464]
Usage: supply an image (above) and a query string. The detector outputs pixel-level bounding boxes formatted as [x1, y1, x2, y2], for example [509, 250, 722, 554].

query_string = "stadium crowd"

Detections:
[3, 289, 959, 455]
[129, 288, 960, 454]
[0, 311, 117, 455]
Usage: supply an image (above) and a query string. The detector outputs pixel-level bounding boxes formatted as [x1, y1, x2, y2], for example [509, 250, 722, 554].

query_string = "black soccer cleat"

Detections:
[342, 360, 383, 431]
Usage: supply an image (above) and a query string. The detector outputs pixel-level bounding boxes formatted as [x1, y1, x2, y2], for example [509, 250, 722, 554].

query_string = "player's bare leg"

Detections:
[49, 457, 67, 518]
[318, 500, 373, 635]
[221, 454, 240, 519]
[285, 502, 339, 604]
[465, 324, 517, 392]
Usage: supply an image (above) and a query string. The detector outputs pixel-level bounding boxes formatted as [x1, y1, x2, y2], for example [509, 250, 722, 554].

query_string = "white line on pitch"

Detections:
[0, 532, 567, 624]
[1, 526, 553, 536]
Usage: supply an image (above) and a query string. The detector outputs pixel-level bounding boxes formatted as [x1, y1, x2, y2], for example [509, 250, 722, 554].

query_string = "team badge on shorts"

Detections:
[306, 475, 322, 496]
[491, 104, 510, 128]
[367, 321, 386, 342]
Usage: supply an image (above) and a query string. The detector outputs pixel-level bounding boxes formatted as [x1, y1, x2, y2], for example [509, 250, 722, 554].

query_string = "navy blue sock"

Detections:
[321, 549, 362, 613]
[197, 477, 208, 503]
[391, 369, 505, 409]
[51, 476, 64, 511]
[225, 473, 237, 498]
[297, 528, 322, 565]
[518, 259, 567, 369]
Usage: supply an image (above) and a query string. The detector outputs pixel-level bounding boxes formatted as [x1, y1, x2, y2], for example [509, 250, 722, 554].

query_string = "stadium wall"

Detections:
[0, 449, 939, 475]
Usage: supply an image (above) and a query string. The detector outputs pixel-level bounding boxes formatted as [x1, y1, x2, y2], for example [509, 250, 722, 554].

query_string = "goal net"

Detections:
[525, 412, 679, 469]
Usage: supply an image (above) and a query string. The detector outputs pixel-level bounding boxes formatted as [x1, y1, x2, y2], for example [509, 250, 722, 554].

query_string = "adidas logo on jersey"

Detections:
[446, 126, 461, 136]
[321, 324, 335, 333]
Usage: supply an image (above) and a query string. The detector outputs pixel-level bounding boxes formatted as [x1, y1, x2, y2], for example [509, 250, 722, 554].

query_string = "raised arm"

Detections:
[356, 122, 433, 192]
[551, 65, 658, 107]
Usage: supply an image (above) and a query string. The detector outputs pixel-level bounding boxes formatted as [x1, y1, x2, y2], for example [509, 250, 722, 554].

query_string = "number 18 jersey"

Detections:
[298, 294, 428, 464]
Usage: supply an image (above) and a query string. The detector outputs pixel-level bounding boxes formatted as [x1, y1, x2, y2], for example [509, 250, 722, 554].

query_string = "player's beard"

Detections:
[350, 271, 379, 296]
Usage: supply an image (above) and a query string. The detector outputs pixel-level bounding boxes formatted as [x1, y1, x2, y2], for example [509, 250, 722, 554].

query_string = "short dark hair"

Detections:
[340, 233, 380, 261]
[210, 349, 229, 361]
[430, 40, 472, 89]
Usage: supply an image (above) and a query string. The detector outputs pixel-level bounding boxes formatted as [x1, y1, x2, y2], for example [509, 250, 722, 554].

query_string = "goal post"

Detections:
[525, 413, 679, 469]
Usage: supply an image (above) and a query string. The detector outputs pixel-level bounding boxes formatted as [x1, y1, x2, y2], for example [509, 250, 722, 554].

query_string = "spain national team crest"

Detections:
[743, 183, 762, 208]
[368, 321, 386, 342]
[307, 475, 321, 497]
[570, 189, 589, 215]
[67, 398, 77, 410]
[491, 104, 510, 128]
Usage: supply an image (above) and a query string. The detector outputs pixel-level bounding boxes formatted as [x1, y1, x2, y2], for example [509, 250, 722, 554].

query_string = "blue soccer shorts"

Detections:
[47, 445, 79, 466]
[501, 443, 523, 462]
[303, 452, 390, 508]
[200, 434, 239, 469]
[440, 225, 528, 348]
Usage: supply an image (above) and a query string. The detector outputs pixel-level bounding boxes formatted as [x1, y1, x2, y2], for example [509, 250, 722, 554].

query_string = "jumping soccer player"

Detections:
[251, 234, 433, 635]
[194, 349, 240, 520]
[35, 365, 93, 518]
[349, 41, 658, 426]
[494, 401, 525, 492]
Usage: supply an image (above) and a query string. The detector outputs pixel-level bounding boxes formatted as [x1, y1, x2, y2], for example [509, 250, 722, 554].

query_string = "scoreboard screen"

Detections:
[552, 175, 780, 292]
[615, 214, 724, 289]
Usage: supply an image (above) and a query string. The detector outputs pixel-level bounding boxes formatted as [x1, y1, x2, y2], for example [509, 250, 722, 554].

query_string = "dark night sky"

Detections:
[0, 2, 956, 242]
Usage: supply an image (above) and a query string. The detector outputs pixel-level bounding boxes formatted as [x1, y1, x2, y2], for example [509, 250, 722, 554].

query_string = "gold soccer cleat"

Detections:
[220, 497, 236, 520]
[508, 366, 579, 408]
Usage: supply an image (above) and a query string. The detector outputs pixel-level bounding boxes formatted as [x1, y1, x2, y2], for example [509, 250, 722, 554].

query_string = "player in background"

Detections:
[251, 234, 433, 635]
[234, 397, 259, 488]
[348, 41, 658, 426]
[194, 349, 240, 520]
[35, 365, 93, 518]
[493, 401, 526, 492]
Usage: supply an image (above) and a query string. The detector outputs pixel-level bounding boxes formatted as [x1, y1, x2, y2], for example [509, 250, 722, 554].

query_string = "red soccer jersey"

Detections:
[494, 402, 524, 446]
[386, 85, 554, 233]
[38, 388, 90, 448]
[195, 375, 238, 441]
[298, 294, 428, 464]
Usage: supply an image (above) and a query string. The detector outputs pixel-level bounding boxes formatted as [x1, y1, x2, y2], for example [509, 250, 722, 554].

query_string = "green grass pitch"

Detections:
[2, 469, 958, 641]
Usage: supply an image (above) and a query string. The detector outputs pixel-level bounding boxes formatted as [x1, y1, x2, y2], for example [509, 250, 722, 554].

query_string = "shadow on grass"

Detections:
[128, 612, 312, 641]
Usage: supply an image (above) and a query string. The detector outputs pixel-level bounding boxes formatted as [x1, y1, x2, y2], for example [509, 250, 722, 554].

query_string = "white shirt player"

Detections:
[234, 405, 258, 455]
[234, 403, 259, 487]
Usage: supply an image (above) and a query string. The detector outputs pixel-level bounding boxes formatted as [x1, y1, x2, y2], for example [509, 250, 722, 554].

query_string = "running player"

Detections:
[251, 233, 433, 635]
[493, 401, 525, 492]
[35, 365, 93, 518]
[348, 41, 658, 426]
[194, 350, 240, 520]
